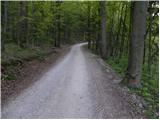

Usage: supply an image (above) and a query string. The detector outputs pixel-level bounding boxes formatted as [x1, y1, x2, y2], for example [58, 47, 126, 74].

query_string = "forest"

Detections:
[1, 1, 159, 119]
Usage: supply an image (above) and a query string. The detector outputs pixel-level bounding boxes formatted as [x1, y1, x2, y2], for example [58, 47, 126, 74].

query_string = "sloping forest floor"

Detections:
[1, 43, 70, 106]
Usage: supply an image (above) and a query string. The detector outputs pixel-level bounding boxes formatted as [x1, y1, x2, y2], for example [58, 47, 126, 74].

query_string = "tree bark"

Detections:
[19, 1, 28, 48]
[115, 3, 124, 58]
[55, 1, 61, 47]
[120, 4, 128, 57]
[109, 3, 115, 57]
[2, 1, 8, 51]
[99, 1, 107, 59]
[126, 1, 148, 88]
[148, 2, 152, 74]
[87, 2, 91, 49]
[95, 4, 101, 53]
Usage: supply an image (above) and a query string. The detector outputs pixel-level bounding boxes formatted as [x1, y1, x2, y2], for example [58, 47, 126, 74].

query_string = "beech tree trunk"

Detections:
[87, 2, 91, 49]
[99, 1, 107, 59]
[148, 2, 153, 74]
[126, 1, 148, 88]
[95, 5, 101, 53]
[55, 1, 61, 47]
[19, 1, 28, 48]
[115, 4, 124, 58]
[1, 1, 8, 51]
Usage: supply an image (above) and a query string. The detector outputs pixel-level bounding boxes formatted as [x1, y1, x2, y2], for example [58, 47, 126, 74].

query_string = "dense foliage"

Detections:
[103, 1, 159, 118]
[1, 1, 159, 118]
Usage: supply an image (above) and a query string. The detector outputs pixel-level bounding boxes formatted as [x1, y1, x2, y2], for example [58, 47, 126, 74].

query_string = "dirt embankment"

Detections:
[1, 45, 70, 106]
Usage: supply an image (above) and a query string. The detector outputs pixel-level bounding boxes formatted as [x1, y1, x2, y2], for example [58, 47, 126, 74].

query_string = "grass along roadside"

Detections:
[107, 56, 159, 119]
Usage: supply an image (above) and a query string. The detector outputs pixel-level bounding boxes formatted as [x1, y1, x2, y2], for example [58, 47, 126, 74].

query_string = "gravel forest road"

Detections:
[2, 43, 134, 119]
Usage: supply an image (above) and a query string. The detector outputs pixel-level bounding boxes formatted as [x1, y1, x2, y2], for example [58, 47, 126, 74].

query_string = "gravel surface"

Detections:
[2, 43, 144, 118]
[1, 45, 70, 106]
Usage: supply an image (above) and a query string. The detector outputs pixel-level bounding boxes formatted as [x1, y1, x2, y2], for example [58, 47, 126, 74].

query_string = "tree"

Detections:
[87, 2, 91, 49]
[54, 1, 62, 47]
[1, 1, 8, 51]
[99, 1, 107, 59]
[126, 1, 148, 88]
[19, 1, 28, 48]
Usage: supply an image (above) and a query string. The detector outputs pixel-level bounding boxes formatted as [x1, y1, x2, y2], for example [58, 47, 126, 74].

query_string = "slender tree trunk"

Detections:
[99, 1, 107, 59]
[148, 2, 152, 74]
[109, 4, 115, 57]
[87, 2, 91, 49]
[31, 1, 35, 47]
[52, 2, 57, 47]
[25, 2, 30, 47]
[126, 2, 133, 56]
[113, 2, 121, 58]
[2, 1, 8, 51]
[126, 1, 148, 88]
[55, 1, 61, 47]
[57, 11, 61, 47]
[63, 16, 68, 44]
[92, 12, 97, 51]
[12, 2, 17, 44]
[115, 3, 124, 58]
[19, 1, 28, 48]
[120, 4, 128, 57]
[95, 5, 101, 53]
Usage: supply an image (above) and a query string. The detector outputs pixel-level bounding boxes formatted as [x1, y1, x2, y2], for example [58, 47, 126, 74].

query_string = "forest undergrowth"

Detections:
[107, 56, 159, 119]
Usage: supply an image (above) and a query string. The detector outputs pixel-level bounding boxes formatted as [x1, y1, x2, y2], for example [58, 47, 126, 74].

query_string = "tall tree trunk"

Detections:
[57, 11, 61, 47]
[120, 4, 128, 57]
[126, 1, 148, 88]
[115, 3, 124, 58]
[12, 2, 17, 45]
[92, 12, 97, 51]
[55, 1, 61, 47]
[126, 2, 133, 56]
[95, 5, 101, 53]
[31, 1, 35, 47]
[52, 2, 57, 47]
[99, 1, 107, 59]
[112, 2, 121, 58]
[87, 2, 91, 49]
[2, 1, 8, 51]
[19, 1, 28, 48]
[25, 2, 30, 47]
[148, 2, 152, 74]
[109, 4, 115, 57]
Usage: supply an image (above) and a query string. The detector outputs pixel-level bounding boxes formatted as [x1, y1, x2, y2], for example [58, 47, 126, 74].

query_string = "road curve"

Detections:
[2, 43, 133, 119]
